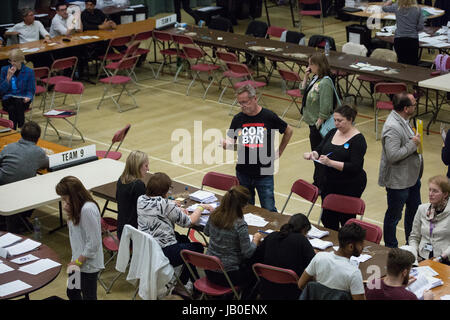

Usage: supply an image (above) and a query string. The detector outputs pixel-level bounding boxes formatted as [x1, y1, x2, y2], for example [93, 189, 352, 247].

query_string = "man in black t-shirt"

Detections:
[222, 84, 293, 212]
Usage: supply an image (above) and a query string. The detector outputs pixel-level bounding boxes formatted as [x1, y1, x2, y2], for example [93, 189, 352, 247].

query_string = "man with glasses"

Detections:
[379, 92, 423, 248]
[50, 2, 83, 38]
[222, 84, 293, 212]
[5, 8, 51, 44]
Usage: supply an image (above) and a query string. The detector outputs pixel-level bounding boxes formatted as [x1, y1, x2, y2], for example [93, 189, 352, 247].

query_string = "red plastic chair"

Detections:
[374, 82, 407, 140]
[278, 68, 303, 127]
[152, 30, 178, 79]
[130, 30, 156, 79]
[252, 263, 299, 285]
[97, 56, 140, 112]
[96, 35, 133, 82]
[96, 124, 131, 160]
[180, 249, 241, 300]
[266, 25, 287, 39]
[0, 118, 14, 129]
[43, 81, 85, 147]
[319, 194, 365, 226]
[33, 66, 50, 112]
[41, 56, 78, 88]
[264, 25, 289, 82]
[104, 41, 141, 80]
[280, 179, 319, 216]
[298, 0, 324, 33]
[344, 218, 383, 244]
[98, 218, 121, 293]
[201, 171, 240, 191]
[182, 46, 220, 99]
[171, 34, 195, 82]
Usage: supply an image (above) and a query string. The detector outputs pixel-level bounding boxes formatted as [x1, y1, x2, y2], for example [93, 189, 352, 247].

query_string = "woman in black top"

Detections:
[303, 105, 367, 230]
[116, 150, 148, 239]
[251, 213, 315, 300]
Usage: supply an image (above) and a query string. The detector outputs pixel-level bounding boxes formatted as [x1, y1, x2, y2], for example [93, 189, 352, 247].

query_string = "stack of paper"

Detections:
[0, 280, 32, 297]
[407, 274, 443, 299]
[189, 190, 218, 203]
[410, 265, 438, 278]
[243, 213, 268, 227]
[10, 254, 39, 265]
[349, 254, 372, 266]
[0, 263, 14, 274]
[0, 233, 22, 248]
[5, 239, 41, 256]
[309, 238, 333, 250]
[18, 258, 61, 275]
[187, 202, 219, 214]
[197, 215, 209, 226]
[307, 225, 329, 239]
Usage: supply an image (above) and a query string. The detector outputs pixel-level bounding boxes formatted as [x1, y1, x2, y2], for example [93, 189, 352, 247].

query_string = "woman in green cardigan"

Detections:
[300, 53, 334, 187]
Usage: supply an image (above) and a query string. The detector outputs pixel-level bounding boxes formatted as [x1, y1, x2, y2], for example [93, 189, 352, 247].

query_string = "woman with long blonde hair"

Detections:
[116, 150, 149, 239]
[382, 0, 424, 65]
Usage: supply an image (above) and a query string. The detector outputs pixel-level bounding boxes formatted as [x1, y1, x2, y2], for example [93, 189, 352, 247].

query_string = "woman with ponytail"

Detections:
[251, 213, 315, 299]
[204, 185, 262, 298]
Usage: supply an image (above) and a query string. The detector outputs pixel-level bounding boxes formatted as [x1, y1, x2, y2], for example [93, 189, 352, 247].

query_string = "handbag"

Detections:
[319, 76, 342, 138]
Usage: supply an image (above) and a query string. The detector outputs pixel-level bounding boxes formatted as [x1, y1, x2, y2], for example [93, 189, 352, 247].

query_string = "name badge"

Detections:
[344, 143, 350, 149]
[424, 243, 433, 252]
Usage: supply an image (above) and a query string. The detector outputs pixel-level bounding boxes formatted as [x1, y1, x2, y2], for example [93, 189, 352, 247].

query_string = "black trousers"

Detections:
[67, 271, 99, 300]
[2, 97, 31, 129]
[394, 37, 419, 66]
[174, 0, 200, 24]
[309, 125, 324, 189]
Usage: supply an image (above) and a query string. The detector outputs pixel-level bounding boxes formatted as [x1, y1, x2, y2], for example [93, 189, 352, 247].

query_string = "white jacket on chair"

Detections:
[115, 224, 174, 300]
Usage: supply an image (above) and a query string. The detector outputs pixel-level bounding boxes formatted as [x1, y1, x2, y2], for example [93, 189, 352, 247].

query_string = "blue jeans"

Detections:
[383, 179, 421, 248]
[236, 171, 277, 212]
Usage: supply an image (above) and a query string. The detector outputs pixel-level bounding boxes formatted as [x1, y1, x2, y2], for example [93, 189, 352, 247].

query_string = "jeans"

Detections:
[2, 97, 31, 129]
[236, 171, 277, 212]
[383, 179, 421, 248]
[67, 271, 99, 300]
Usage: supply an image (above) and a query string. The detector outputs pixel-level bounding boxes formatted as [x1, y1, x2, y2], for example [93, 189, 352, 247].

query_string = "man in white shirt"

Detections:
[50, 2, 83, 38]
[297, 223, 367, 300]
[5, 8, 51, 44]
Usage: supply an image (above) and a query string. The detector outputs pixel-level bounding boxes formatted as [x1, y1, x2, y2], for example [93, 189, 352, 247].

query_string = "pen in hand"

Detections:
[325, 152, 333, 157]
[258, 230, 270, 235]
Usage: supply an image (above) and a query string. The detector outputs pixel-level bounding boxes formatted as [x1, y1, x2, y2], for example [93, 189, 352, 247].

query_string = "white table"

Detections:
[0, 158, 125, 232]
[418, 72, 450, 134]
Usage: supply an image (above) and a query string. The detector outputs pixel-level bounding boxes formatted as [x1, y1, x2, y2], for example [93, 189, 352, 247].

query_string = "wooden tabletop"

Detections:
[0, 232, 61, 300]
[345, 2, 444, 20]
[0, 132, 71, 155]
[0, 126, 16, 138]
[418, 259, 450, 300]
[0, 18, 156, 61]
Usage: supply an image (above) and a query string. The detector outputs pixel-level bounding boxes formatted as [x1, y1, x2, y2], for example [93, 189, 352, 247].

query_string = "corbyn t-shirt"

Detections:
[228, 108, 287, 177]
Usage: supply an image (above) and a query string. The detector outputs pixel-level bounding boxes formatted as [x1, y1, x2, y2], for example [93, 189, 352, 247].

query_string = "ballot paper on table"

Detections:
[441, 295, 450, 300]
[21, 47, 40, 53]
[0, 233, 22, 248]
[307, 225, 329, 239]
[349, 254, 372, 267]
[197, 215, 209, 226]
[244, 213, 268, 227]
[309, 238, 333, 250]
[6, 239, 41, 256]
[18, 258, 61, 275]
[410, 265, 439, 278]
[0, 280, 32, 297]
[10, 254, 39, 265]
[187, 202, 219, 214]
[189, 190, 218, 203]
[407, 274, 443, 299]
[376, 32, 393, 37]
[0, 263, 14, 274]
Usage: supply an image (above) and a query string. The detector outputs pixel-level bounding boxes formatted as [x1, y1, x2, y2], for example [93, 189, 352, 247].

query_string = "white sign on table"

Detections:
[48, 144, 96, 168]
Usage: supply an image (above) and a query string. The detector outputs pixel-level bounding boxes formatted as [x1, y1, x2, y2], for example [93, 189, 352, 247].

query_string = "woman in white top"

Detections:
[56, 176, 104, 300]
[409, 175, 450, 265]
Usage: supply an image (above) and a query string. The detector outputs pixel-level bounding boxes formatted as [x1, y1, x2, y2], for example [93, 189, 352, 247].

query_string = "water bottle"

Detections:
[33, 217, 42, 241]
[324, 40, 330, 56]
[175, 22, 187, 28]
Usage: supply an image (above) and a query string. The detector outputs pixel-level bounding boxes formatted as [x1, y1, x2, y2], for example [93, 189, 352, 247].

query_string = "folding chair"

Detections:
[216, 51, 239, 100]
[201, 171, 240, 191]
[96, 124, 131, 160]
[297, 0, 324, 33]
[98, 218, 121, 293]
[265, 25, 288, 83]
[223, 62, 267, 114]
[182, 46, 220, 99]
[0, 118, 14, 129]
[43, 81, 85, 147]
[337, 42, 368, 100]
[152, 30, 178, 79]
[180, 249, 241, 300]
[104, 41, 141, 81]
[131, 30, 156, 79]
[280, 179, 319, 216]
[344, 218, 383, 244]
[277, 68, 303, 127]
[97, 56, 140, 113]
[171, 34, 196, 83]
[33, 66, 50, 112]
[374, 82, 407, 140]
[318, 194, 365, 227]
[96, 35, 133, 82]
[252, 263, 299, 288]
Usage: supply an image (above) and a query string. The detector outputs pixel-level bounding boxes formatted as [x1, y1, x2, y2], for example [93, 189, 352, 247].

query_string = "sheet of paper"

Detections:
[6, 239, 41, 256]
[384, 14, 396, 19]
[307, 225, 329, 239]
[10, 254, 39, 265]
[441, 295, 450, 300]
[21, 48, 40, 53]
[309, 238, 333, 250]
[18, 258, 61, 275]
[0, 263, 14, 274]
[0, 233, 22, 248]
[410, 266, 438, 277]
[44, 109, 65, 116]
[0, 280, 32, 297]
[243, 213, 268, 227]
[432, 42, 450, 48]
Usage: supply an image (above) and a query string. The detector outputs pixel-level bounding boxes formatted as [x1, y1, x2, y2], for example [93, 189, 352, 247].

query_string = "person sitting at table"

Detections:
[116, 150, 148, 240]
[137, 172, 213, 293]
[82, 0, 116, 31]
[366, 247, 434, 300]
[250, 213, 315, 300]
[203, 185, 263, 299]
[50, 2, 83, 38]
[441, 128, 450, 182]
[0, 121, 48, 233]
[4, 8, 51, 44]
[382, 0, 424, 66]
[303, 105, 367, 231]
[55, 176, 104, 300]
[408, 175, 450, 265]
[0, 49, 35, 130]
[297, 223, 366, 300]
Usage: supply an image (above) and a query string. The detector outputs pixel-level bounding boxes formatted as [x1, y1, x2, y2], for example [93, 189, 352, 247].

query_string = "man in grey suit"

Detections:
[379, 92, 422, 248]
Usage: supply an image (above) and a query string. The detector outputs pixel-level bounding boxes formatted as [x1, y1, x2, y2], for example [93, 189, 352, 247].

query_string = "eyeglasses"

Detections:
[237, 97, 255, 106]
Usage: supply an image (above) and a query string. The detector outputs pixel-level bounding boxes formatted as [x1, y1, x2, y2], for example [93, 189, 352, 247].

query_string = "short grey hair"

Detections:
[236, 84, 256, 98]
[21, 7, 34, 18]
